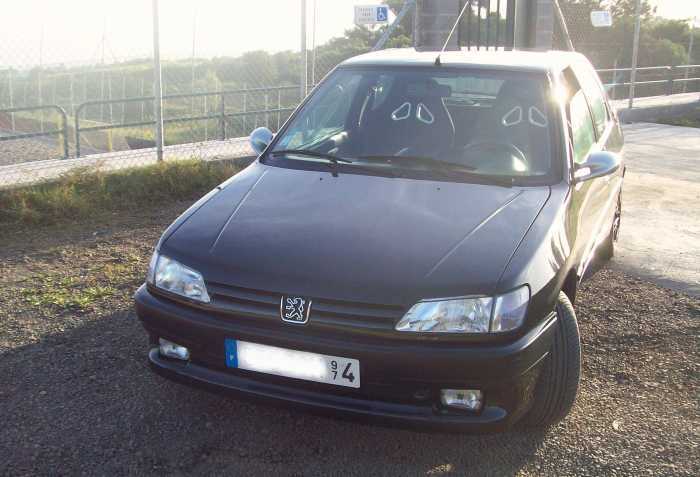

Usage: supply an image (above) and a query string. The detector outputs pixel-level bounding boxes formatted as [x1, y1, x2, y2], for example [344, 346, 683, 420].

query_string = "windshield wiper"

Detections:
[271, 149, 353, 164]
[357, 155, 515, 187]
[357, 155, 478, 173]
[271, 149, 400, 178]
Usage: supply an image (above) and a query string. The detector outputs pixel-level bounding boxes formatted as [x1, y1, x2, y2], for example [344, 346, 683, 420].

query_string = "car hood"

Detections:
[161, 163, 550, 306]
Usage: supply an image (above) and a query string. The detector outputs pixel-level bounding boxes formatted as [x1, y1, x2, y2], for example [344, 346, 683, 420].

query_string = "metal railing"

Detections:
[596, 65, 700, 101]
[0, 105, 70, 159]
[74, 85, 299, 157]
[2, 65, 698, 163]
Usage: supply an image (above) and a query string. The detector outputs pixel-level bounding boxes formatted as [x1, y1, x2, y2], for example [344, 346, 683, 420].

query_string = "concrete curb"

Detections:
[613, 93, 700, 123]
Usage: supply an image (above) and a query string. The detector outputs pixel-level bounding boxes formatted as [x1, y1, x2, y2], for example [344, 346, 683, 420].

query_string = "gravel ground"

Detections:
[0, 137, 63, 167]
[0, 205, 698, 476]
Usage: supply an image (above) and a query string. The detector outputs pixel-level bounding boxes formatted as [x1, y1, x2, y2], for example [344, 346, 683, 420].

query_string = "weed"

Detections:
[0, 159, 244, 226]
[21, 275, 115, 311]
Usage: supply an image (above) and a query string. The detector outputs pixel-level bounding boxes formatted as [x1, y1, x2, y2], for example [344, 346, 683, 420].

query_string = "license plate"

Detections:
[224, 339, 360, 388]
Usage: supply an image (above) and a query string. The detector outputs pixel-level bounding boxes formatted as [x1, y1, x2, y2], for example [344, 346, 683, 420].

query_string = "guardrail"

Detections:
[74, 85, 299, 157]
[596, 65, 700, 100]
[0, 105, 70, 159]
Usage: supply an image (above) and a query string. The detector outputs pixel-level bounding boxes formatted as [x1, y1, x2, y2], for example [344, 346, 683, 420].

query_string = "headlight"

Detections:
[147, 252, 210, 303]
[395, 286, 529, 334]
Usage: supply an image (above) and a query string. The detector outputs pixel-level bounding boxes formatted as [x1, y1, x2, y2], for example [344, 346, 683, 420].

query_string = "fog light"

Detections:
[159, 338, 190, 361]
[440, 389, 483, 411]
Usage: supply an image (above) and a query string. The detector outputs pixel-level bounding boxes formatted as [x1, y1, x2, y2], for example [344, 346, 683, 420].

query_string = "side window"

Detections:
[278, 73, 361, 149]
[575, 64, 609, 137]
[568, 90, 596, 165]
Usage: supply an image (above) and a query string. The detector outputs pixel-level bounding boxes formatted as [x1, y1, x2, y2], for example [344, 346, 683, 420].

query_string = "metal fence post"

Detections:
[666, 66, 675, 95]
[75, 103, 83, 158]
[219, 91, 226, 140]
[69, 73, 75, 117]
[60, 108, 69, 159]
[152, 0, 165, 161]
[8, 68, 15, 132]
[203, 93, 208, 140]
[265, 93, 269, 129]
[243, 85, 247, 134]
[683, 18, 695, 93]
[277, 89, 282, 130]
[628, 0, 642, 109]
[301, 0, 308, 100]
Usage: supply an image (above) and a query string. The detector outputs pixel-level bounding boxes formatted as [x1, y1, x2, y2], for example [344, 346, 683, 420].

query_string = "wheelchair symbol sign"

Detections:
[376, 6, 388, 22]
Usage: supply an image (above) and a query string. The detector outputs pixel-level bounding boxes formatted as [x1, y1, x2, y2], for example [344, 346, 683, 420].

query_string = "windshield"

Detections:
[268, 66, 557, 183]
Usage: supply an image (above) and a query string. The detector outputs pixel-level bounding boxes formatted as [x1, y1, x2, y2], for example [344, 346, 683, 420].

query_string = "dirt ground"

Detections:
[613, 122, 700, 297]
[0, 205, 698, 476]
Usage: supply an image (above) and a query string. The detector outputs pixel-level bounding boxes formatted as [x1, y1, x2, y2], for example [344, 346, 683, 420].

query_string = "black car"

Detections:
[135, 49, 624, 432]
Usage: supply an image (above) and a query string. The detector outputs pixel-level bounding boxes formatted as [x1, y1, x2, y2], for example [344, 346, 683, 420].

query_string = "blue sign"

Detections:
[376, 6, 388, 22]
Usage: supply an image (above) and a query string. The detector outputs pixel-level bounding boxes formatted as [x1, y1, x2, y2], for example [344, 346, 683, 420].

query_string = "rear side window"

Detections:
[568, 90, 596, 165]
[574, 64, 609, 137]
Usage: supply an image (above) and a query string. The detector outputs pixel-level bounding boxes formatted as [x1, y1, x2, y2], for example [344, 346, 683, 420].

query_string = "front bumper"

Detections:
[135, 285, 557, 432]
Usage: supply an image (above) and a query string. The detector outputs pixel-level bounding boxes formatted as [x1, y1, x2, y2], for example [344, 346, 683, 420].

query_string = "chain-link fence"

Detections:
[555, 0, 699, 99]
[1, 0, 698, 189]
[0, 0, 372, 188]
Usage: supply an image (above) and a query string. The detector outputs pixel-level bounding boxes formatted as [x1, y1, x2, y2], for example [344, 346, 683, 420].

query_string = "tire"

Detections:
[600, 192, 622, 260]
[522, 291, 581, 428]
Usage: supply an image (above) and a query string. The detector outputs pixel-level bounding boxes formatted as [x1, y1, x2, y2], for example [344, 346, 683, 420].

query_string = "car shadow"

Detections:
[1, 309, 549, 475]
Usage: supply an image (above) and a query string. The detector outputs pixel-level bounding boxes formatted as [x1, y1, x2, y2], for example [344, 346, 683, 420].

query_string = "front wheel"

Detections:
[522, 291, 581, 428]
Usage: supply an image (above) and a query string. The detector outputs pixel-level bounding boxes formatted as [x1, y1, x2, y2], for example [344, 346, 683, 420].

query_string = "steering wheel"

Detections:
[461, 141, 529, 174]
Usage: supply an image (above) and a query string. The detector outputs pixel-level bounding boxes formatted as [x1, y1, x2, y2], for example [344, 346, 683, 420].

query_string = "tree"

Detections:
[607, 0, 656, 20]
[559, 0, 691, 68]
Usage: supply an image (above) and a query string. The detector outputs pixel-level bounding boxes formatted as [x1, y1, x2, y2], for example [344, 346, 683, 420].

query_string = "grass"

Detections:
[654, 108, 700, 128]
[0, 159, 244, 226]
[21, 278, 115, 310]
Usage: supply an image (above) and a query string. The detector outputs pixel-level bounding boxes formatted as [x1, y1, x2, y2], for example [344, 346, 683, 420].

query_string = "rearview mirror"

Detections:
[249, 127, 273, 156]
[574, 151, 621, 183]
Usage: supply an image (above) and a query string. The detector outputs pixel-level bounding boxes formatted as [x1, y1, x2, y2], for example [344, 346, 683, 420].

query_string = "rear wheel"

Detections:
[522, 291, 581, 428]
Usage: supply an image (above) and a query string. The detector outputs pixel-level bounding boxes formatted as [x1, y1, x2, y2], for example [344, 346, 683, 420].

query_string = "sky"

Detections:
[650, 0, 700, 21]
[0, 0, 698, 69]
[0, 0, 373, 68]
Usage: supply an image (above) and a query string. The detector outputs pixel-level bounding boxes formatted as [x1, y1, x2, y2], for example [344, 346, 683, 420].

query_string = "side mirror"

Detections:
[249, 127, 273, 156]
[574, 151, 621, 183]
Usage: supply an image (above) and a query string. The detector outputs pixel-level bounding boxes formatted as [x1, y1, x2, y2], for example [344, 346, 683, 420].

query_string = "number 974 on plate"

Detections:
[225, 339, 361, 389]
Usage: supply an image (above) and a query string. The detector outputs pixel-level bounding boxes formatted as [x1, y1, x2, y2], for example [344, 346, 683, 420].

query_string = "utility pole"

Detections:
[152, 0, 165, 161]
[39, 23, 44, 132]
[301, 0, 308, 100]
[191, 8, 197, 116]
[628, 0, 642, 109]
[100, 17, 106, 122]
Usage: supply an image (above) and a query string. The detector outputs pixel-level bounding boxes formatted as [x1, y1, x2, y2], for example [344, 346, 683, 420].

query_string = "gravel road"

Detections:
[1, 205, 698, 476]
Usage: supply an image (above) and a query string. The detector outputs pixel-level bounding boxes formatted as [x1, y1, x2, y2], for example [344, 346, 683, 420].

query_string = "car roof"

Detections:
[340, 48, 587, 75]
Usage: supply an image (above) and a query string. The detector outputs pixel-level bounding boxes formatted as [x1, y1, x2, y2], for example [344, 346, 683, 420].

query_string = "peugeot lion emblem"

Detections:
[280, 296, 312, 324]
